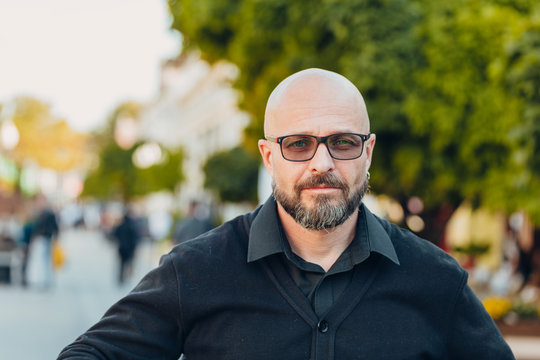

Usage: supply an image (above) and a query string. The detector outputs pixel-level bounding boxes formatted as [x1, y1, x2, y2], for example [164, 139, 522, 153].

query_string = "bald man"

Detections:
[59, 69, 514, 360]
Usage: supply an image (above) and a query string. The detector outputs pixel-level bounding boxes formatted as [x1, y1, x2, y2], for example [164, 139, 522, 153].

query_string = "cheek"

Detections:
[338, 161, 367, 187]
[273, 162, 304, 190]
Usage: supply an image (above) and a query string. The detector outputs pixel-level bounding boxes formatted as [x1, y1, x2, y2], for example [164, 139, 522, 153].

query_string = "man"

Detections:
[172, 200, 213, 245]
[112, 209, 140, 285]
[32, 201, 59, 288]
[58, 69, 515, 359]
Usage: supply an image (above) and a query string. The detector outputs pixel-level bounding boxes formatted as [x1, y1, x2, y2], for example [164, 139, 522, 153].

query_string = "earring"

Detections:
[366, 171, 371, 180]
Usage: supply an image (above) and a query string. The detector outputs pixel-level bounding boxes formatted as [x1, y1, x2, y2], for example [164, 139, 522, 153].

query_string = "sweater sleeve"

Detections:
[57, 254, 183, 360]
[446, 273, 516, 360]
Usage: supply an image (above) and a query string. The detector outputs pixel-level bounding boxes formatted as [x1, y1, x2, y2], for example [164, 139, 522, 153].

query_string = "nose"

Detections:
[308, 143, 335, 173]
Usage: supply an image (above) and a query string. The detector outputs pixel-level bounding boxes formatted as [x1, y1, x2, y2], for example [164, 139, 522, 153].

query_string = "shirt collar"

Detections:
[248, 196, 284, 261]
[361, 202, 400, 265]
[248, 196, 400, 266]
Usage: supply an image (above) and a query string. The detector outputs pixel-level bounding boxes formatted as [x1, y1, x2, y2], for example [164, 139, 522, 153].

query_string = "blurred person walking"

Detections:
[172, 200, 213, 244]
[19, 217, 35, 287]
[28, 203, 59, 289]
[112, 209, 140, 285]
[0, 209, 22, 283]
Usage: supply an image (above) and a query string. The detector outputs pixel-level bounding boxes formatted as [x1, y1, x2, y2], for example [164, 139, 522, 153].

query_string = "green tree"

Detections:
[82, 141, 184, 201]
[169, 0, 422, 154]
[395, 0, 538, 241]
[81, 102, 185, 202]
[169, 0, 540, 243]
[500, 6, 540, 222]
[203, 146, 259, 204]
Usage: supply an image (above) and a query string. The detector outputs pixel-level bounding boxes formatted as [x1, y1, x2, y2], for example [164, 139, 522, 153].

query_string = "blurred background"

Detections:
[1, 0, 540, 358]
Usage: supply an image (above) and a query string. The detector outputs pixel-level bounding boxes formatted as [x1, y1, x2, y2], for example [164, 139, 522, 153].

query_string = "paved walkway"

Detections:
[0, 228, 163, 360]
[1, 228, 538, 359]
[505, 336, 540, 360]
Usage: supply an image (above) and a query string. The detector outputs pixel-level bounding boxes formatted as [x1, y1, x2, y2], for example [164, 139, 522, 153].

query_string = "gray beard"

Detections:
[273, 172, 369, 231]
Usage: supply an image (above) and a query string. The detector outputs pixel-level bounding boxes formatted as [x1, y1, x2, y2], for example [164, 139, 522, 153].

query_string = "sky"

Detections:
[0, 0, 181, 133]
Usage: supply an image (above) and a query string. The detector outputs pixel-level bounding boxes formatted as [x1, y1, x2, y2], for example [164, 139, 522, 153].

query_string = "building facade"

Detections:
[138, 54, 250, 217]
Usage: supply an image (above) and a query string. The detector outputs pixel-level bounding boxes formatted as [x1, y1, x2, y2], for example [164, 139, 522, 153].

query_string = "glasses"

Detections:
[265, 133, 371, 162]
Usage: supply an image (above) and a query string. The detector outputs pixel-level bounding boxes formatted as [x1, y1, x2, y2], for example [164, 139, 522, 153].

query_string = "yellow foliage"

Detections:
[9, 97, 89, 171]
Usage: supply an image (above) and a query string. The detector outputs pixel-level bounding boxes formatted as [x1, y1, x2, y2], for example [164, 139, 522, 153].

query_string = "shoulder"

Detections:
[158, 206, 265, 301]
[366, 214, 470, 313]
[167, 205, 262, 268]
[373, 214, 466, 281]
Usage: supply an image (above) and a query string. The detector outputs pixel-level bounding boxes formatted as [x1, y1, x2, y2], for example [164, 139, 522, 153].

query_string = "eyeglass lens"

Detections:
[281, 134, 365, 161]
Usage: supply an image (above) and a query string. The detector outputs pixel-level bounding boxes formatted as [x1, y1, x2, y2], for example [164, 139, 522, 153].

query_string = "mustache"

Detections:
[294, 173, 348, 192]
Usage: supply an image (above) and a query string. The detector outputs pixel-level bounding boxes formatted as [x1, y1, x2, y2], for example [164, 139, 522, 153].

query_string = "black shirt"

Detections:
[59, 196, 515, 359]
[247, 198, 399, 317]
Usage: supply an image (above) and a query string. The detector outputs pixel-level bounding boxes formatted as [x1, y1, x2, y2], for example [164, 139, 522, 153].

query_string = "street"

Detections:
[0, 228, 539, 359]
[0, 228, 162, 360]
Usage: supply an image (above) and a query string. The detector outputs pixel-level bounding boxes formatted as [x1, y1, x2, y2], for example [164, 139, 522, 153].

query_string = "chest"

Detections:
[178, 258, 448, 360]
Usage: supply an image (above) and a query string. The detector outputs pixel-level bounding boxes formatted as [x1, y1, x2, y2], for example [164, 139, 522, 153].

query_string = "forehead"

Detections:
[273, 103, 365, 136]
[266, 74, 369, 136]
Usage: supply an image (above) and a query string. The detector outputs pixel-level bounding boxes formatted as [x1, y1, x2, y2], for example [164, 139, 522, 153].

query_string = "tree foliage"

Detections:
[81, 102, 185, 202]
[203, 146, 259, 204]
[399, 0, 540, 223]
[7, 97, 88, 171]
[169, 0, 540, 234]
[82, 141, 184, 201]
[500, 5, 540, 222]
[169, 0, 422, 154]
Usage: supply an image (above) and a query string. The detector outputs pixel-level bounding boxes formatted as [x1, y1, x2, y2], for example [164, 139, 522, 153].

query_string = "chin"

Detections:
[302, 193, 341, 206]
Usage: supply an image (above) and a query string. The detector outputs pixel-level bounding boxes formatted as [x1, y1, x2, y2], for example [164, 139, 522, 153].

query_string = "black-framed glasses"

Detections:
[265, 133, 371, 162]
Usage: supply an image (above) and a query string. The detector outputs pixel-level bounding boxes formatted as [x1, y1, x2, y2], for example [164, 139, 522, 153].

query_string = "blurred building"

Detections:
[138, 53, 249, 215]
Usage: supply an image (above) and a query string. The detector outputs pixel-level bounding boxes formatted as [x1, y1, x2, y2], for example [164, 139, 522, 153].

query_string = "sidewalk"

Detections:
[0, 228, 162, 360]
[0, 228, 538, 359]
[505, 336, 540, 360]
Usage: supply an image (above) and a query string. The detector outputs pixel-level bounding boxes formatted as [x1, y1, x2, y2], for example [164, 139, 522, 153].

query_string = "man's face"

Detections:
[259, 72, 375, 230]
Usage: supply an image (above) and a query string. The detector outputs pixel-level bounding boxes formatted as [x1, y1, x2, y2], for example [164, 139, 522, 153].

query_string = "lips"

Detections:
[302, 187, 341, 194]
[295, 173, 347, 192]
[305, 184, 339, 190]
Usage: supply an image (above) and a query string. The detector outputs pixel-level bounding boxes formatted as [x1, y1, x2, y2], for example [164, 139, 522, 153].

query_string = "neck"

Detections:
[277, 203, 358, 272]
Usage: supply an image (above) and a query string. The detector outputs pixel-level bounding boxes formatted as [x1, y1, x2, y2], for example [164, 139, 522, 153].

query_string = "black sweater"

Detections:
[58, 199, 514, 360]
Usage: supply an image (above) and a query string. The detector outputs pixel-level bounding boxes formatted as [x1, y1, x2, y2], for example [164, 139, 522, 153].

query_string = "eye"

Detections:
[289, 140, 309, 148]
[283, 136, 314, 151]
[335, 138, 353, 146]
[330, 134, 360, 148]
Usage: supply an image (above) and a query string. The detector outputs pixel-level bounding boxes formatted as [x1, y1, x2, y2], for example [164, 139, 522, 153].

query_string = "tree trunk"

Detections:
[417, 204, 456, 250]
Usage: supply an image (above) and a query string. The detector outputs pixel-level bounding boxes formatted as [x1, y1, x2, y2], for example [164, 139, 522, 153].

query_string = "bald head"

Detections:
[264, 68, 369, 135]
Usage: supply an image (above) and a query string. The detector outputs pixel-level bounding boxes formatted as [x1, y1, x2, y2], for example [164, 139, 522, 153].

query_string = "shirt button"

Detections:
[318, 320, 329, 333]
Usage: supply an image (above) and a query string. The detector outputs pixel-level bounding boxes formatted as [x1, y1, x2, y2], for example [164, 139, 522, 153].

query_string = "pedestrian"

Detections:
[58, 69, 515, 359]
[19, 217, 35, 287]
[112, 209, 140, 285]
[0, 209, 21, 283]
[29, 204, 59, 289]
[172, 200, 213, 244]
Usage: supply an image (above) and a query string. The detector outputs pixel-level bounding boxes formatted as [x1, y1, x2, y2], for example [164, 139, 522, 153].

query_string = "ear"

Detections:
[258, 139, 274, 175]
[364, 134, 376, 170]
